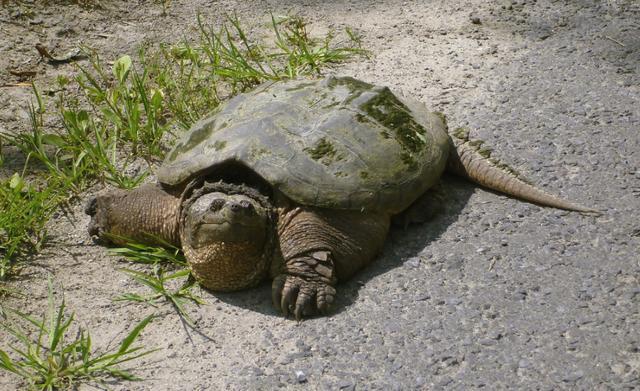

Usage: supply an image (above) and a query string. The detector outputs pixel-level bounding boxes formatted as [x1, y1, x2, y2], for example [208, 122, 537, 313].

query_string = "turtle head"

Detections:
[180, 183, 274, 291]
[183, 192, 267, 247]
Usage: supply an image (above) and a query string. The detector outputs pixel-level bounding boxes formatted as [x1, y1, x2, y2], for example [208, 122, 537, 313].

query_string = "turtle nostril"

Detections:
[85, 197, 97, 216]
[230, 200, 255, 213]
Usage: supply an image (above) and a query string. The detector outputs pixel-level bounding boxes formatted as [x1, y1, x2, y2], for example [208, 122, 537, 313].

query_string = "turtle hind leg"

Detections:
[86, 183, 182, 246]
[392, 182, 448, 229]
[272, 205, 390, 319]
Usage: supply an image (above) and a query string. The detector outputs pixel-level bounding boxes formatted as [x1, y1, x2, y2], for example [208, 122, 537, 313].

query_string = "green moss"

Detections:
[400, 152, 418, 171]
[327, 76, 373, 92]
[359, 171, 369, 179]
[355, 113, 371, 123]
[452, 127, 470, 141]
[213, 140, 227, 151]
[478, 147, 493, 158]
[250, 146, 270, 159]
[360, 87, 427, 172]
[323, 101, 340, 110]
[327, 76, 374, 105]
[327, 76, 429, 175]
[490, 158, 528, 182]
[304, 137, 337, 162]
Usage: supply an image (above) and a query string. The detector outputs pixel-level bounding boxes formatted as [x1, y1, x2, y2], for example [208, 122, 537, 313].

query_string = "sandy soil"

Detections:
[1, 0, 639, 390]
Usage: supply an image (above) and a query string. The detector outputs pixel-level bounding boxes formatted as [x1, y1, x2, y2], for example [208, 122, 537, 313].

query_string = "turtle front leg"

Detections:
[272, 205, 390, 319]
[86, 183, 181, 246]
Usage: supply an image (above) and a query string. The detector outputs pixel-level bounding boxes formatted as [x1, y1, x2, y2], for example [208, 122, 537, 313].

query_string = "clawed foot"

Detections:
[272, 275, 336, 320]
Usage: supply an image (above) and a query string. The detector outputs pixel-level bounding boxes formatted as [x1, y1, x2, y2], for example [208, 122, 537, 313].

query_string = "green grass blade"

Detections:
[115, 315, 154, 357]
[0, 349, 28, 377]
[163, 269, 191, 280]
[0, 280, 156, 388]
[118, 268, 165, 292]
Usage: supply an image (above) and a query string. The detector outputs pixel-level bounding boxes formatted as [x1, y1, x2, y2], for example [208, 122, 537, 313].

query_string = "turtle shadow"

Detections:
[210, 175, 475, 318]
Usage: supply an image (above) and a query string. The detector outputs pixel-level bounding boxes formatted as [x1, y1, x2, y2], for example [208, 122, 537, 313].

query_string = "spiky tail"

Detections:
[446, 128, 599, 214]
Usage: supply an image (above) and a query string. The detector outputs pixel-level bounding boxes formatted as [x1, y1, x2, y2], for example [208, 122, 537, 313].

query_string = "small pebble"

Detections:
[338, 380, 355, 390]
[479, 338, 497, 346]
[562, 370, 584, 383]
[405, 257, 421, 268]
[518, 359, 531, 368]
[446, 296, 462, 306]
[295, 370, 307, 383]
[415, 293, 431, 301]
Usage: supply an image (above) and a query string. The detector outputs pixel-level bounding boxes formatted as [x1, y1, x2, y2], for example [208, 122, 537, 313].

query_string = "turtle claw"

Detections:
[316, 285, 336, 315]
[272, 274, 336, 319]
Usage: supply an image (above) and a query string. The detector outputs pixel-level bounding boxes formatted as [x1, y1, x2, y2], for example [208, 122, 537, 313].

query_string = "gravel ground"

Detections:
[1, 0, 638, 389]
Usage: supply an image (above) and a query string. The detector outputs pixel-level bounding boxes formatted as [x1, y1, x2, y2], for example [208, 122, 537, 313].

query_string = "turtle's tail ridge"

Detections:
[445, 130, 600, 215]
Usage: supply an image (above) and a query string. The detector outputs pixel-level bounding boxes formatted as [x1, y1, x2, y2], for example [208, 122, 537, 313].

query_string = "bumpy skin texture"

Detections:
[447, 129, 599, 213]
[180, 185, 274, 291]
[273, 202, 390, 318]
[87, 184, 390, 320]
[87, 184, 181, 246]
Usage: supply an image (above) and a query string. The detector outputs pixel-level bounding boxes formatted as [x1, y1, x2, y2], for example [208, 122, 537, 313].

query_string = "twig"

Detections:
[0, 83, 31, 88]
[488, 256, 497, 271]
[604, 35, 625, 47]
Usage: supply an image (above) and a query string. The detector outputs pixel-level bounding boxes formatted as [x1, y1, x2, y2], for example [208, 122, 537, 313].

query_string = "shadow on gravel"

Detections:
[211, 175, 475, 318]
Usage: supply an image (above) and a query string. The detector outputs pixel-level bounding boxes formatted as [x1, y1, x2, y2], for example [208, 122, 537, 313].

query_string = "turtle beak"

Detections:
[85, 196, 108, 244]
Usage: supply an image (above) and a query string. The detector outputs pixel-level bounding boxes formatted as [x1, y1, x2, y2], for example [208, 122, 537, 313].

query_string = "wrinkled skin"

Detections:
[181, 191, 272, 292]
[272, 198, 390, 318]
[87, 183, 391, 320]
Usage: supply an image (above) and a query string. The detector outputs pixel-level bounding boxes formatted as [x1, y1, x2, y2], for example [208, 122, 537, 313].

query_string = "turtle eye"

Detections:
[209, 198, 226, 211]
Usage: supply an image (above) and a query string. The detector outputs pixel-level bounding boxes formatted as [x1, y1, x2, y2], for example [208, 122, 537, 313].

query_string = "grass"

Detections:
[107, 238, 187, 267]
[0, 14, 366, 278]
[109, 240, 204, 328]
[115, 267, 203, 328]
[0, 278, 156, 390]
[0, 173, 62, 279]
[145, 14, 366, 130]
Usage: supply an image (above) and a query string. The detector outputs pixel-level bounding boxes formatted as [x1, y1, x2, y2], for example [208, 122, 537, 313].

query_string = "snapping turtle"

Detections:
[86, 76, 595, 319]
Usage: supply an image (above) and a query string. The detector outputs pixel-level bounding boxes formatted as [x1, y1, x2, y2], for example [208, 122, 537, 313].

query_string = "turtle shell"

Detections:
[158, 76, 450, 214]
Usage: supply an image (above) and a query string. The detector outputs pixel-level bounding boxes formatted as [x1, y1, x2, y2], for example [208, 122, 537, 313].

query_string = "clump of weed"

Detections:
[0, 278, 156, 389]
[108, 240, 203, 328]
[0, 173, 61, 279]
